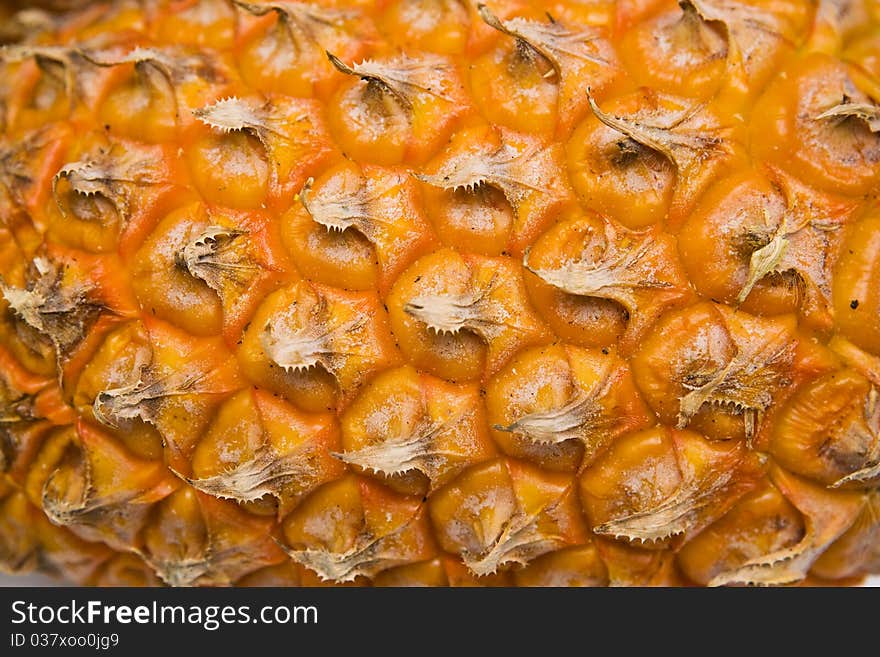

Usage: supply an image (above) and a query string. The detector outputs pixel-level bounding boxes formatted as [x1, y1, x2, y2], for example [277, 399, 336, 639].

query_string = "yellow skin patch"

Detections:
[2, 0, 880, 587]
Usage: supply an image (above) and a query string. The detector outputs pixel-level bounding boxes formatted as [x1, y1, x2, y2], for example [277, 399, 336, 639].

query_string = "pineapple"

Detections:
[0, 0, 879, 588]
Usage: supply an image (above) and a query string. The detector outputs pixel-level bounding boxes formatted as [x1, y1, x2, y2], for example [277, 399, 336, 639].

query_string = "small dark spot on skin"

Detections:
[414, 276, 421, 283]
[422, 496, 428, 502]
[851, 299, 860, 309]
[104, 124, 110, 131]
[601, 347, 609, 355]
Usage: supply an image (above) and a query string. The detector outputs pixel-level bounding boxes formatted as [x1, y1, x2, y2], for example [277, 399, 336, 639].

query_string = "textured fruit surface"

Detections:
[0, 0, 879, 587]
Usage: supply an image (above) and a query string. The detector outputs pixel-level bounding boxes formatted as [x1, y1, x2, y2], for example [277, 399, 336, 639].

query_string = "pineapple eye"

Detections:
[90, 554, 161, 588]
[419, 182, 515, 256]
[415, 125, 575, 254]
[631, 302, 796, 442]
[771, 369, 880, 488]
[677, 482, 805, 586]
[387, 248, 551, 382]
[618, 0, 728, 101]
[187, 388, 344, 518]
[566, 90, 683, 230]
[141, 487, 284, 587]
[429, 458, 586, 576]
[188, 130, 270, 210]
[485, 343, 652, 471]
[751, 54, 880, 196]
[284, 164, 436, 294]
[238, 282, 399, 413]
[326, 52, 469, 165]
[580, 426, 765, 549]
[336, 365, 495, 496]
[189, 94, 335, 208]
[0, 46, 91, 132]
[471, 4, 620, 137]
[50, 140, 169, 254]
[30, 422, 178, 553]
[235, 0, 373, 97]
[680, 168, 855, 330]
[281, 475, 434, 583]
[131, 204, 224, 338]
[583, 90, 741, 229]
[85, 47, 232, 145]
[524, 215, 692, 354]
[706, 467, 864, 587]
[0, 255, 102, 376]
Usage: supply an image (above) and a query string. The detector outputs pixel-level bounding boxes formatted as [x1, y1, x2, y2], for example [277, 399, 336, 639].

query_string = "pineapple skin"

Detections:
[0, 0, 878, 587]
